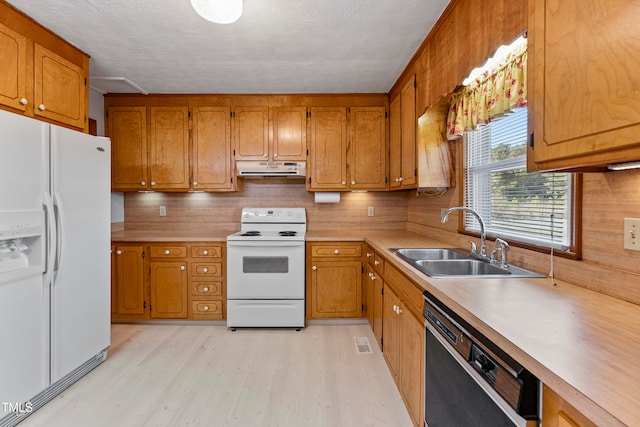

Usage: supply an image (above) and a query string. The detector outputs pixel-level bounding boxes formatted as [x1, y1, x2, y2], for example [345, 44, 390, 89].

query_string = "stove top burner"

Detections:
[278, 231, 298, 237]
[240, 231, 261, 236]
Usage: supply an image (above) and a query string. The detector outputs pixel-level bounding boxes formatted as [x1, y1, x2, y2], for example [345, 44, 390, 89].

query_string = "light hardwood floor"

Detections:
[20, 323, 413, 427]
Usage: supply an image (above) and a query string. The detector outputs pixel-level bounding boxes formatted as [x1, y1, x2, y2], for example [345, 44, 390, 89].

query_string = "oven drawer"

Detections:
[190, 300, 224, 319]
[191, 281, 223, 296]
[190, 262, 223, 277]
[149, 245, 187, 258]
[310, 243, 362, 258]
[191, 245, 222, 258]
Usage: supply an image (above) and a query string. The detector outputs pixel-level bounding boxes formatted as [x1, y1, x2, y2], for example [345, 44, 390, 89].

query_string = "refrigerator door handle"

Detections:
[53, 191, 64, 273]
[43, 191, 57, 285]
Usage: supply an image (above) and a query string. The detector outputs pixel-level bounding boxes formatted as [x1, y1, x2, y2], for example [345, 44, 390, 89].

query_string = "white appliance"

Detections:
[0, 110, 111, 427]
[227, 208, 306, 329]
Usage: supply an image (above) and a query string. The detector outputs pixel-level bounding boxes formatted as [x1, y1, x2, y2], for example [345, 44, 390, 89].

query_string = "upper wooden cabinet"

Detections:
[233, 106, 269, 160]
[33, 44, 86, 129]
[350, 107, 387, 190]
[270, 106, 307, 161]
[0, 5, 89, 131]
[389, 76, 416, 190]
[233, 106, 307, 162]
[0, 22, 28, 112]
[308, 106, 387, 191]
[108, 106, 148, 191]
[191, 106, 234, 191]
[308, 107, 348, 190]
[149, 106, 190, 190]
[529, 0, 640, 171]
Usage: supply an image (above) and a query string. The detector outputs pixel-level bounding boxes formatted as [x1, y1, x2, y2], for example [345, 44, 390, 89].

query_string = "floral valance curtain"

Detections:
[446, 37, 527, 140]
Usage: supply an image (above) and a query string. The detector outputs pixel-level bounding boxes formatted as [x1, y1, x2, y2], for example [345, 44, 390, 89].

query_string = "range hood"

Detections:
[236, 161, 306, 178]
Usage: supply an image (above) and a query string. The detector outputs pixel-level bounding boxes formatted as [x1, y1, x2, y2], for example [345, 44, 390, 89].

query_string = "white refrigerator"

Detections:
[0, 109, 111, 426]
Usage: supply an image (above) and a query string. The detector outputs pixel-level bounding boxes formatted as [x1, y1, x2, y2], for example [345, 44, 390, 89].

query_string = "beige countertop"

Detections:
[114, 228, 639, 426]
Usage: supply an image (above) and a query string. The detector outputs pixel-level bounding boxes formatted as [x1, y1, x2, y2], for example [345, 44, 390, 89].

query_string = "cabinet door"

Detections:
[110, 246, 116, 315]
[310, 260, 362, 318]
[233, 106, 269, 160]
[383, 284, 401, 379]
[270, 106, 307, 161]
[108, 106, 148, 190]
[373, 275, 384, 349]
[389, 94, 402, 189]
[350, 106, 387, 190]
[0, 23, 28, 112]
[400, 309, 425, 427]
[149, 106, 190, 190]
[114, 246, 145, 316]
[150, 262, 188, 318]
[33, 44, 86, 129]
[530, 0, 640, 170]
[399, 77, 416, 188]
[308, 107, 348, 190]
[191, 106, 233, 191]
[364, 265, 374, 327]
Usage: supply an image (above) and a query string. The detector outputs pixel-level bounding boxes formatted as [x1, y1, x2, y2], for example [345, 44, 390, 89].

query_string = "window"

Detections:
[463, 107, 573, 251]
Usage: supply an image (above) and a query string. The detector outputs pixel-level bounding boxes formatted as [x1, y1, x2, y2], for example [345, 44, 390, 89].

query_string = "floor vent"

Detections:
[354, 337, 372, 353]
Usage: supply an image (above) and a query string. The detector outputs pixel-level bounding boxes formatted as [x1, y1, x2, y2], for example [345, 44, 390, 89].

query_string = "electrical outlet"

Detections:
[159, 206, 167, 217]
[624, 218, 640, 251]
[368, 206, 375, 217]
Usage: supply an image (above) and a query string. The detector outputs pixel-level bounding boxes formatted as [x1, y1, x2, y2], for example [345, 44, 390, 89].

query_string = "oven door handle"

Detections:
[227, 240, 305, 248]
[425, 321, 531, 427]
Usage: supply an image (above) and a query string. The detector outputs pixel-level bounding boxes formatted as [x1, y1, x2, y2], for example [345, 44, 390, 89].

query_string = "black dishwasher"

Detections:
[423, 291, 540, 427]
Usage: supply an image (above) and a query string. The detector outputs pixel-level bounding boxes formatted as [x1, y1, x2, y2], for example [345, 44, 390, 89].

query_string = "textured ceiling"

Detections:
[7, 0, 449, 94]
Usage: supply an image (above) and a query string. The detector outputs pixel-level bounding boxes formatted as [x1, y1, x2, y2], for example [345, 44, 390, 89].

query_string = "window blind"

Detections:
[464, 108, 572, 250]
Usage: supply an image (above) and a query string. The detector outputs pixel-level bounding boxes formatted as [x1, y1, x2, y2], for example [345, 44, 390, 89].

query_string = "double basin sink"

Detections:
[390, 248, 545, 279]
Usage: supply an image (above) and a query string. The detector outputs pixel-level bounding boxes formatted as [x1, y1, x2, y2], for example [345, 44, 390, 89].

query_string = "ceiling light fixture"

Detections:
[191, 0, 242, 24]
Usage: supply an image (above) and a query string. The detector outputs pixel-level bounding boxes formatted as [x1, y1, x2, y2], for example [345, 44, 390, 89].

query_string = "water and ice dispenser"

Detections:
[0, 211, 44, 280]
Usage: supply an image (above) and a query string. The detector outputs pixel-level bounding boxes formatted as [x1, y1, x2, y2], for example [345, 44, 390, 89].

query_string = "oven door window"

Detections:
[243, 256, 288, 273]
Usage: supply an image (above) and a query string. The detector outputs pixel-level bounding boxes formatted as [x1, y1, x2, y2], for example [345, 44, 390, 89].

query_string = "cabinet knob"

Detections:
[393, 304, 397, 312]
[180, 265, 185, 270]
[203, 287, 209, 292]
[38, 104, 46, 111]
[374, 260, 380, 266]
[165, 250, 170, 255]
[351, 180, 355, 185]
[312, 265, 317, 270]
[116, 250, 122, 255]
[399, 177, 404, 182]
[193, 181, 198, 186]
[151, 181, 156, 186]
[19, 98, 28, 105]
[341, 181, 346, 186]
[203, 250, 208, 255]
[140, 181, 146, 186]
[334, 249, 339, 254]
[203, 305, 209, 311]
[274, 153, 278, 158]
[203, 267, 209, 273]
[371, 275, 376, 281]
[366, 252, 372, 258]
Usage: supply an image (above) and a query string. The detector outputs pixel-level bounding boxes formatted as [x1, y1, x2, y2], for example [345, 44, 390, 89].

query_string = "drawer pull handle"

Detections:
[203, 250, 208, 255]
[374, 260, 380, 266]
[203, 287, 209, 292]
[203, 267, 209, 273]
[334, 249, 339, 254]
[165, 250, 170, 255]
[203, 305, 209, 311]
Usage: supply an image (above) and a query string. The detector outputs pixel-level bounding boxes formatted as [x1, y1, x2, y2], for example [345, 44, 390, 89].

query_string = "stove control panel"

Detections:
[241, 208, 306, 224]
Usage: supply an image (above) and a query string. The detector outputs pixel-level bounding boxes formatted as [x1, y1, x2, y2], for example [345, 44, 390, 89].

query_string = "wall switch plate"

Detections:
[368, 206, 375, 217]
[159, 206, 167, 217]
[624, 218, 640, 251]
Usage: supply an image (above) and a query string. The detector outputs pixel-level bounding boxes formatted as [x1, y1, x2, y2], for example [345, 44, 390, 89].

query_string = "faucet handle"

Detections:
[467, 240, 477, 255]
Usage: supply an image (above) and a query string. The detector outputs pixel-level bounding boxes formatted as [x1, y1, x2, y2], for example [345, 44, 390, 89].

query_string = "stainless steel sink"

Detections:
[390, 248, 545, 278]
[392, 248, 468, 260]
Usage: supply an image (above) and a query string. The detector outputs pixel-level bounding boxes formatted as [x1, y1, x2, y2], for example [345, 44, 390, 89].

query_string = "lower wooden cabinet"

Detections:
[111, 242, 226, 320]
[111, 245, 145, 318]
[364, 245, 384, 348]
[306, 242, 363, 319]
[543, 385, 597, 427]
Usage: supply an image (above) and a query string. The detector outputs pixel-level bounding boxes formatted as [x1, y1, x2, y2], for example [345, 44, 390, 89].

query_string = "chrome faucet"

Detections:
[490, 237, 510, 268]
[441, 206, 488, 259]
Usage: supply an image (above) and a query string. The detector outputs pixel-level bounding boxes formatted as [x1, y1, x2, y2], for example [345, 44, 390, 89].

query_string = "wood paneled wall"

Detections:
[123, 180, 409, 233]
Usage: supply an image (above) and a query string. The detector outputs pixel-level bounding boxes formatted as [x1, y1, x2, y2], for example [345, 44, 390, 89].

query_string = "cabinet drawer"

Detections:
[190, 262, 222, 277]
[385, 263, 424, 318]
[190, 300, 224, 319]
[191, 281, 223, 296]
[191, 245, 222, 258]
[310, 244, 362, 258]
[149, 246, 187, 258]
